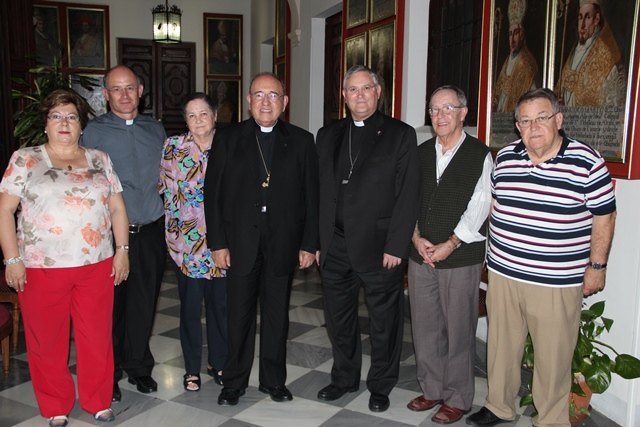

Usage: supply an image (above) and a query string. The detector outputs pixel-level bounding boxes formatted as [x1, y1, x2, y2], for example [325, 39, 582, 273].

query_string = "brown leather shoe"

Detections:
[431, 404, 469, 424]
[407, 395, 443, 411]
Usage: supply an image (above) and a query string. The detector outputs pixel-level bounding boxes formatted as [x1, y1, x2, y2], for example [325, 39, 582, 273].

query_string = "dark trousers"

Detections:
[223, 218, 293, 390]
[175, 266, 228, 375]
[321, 229, 404, 396]
[113, 218, 166, 380]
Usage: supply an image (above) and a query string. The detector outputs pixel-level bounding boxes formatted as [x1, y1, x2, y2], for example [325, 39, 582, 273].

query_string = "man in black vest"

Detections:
[316, 65, 420, 412]
[405, 86, 492, 424]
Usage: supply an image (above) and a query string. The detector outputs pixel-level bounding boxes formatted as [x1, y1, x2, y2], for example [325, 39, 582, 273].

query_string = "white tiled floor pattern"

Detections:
[0, 268, 618, 427]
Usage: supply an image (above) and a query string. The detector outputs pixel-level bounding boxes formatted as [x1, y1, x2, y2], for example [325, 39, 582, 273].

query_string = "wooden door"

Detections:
[117, 38, 195, 136]
[156, 43, 195, 136]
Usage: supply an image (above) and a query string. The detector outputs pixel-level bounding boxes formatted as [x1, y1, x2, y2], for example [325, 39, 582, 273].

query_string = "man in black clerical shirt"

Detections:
[204, 72, 319, 406]
[315, 65, 420, 412]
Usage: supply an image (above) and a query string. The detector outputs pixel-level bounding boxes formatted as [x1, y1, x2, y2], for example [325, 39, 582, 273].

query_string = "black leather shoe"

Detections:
[317, 384, 359, 401]
[112, 382, 121, 402]
[258, 384, 293, 402]
[466, 407, 510, 426]
[218, 387, 245, 406]
[127, 376, 158, 393]
[369, 393, 390, 412]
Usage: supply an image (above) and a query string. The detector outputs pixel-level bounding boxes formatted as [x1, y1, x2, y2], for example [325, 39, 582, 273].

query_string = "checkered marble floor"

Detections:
[0, 266, 619, 427]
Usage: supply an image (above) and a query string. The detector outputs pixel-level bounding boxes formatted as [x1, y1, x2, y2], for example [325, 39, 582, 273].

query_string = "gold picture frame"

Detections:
[346, 0, 369, 29]
[344, 33, 367, 73]
[33, 4, 61, 66]
[487, 0, 549, 149]
[67, 6, 109, 70]
[369, 22, 396, 116]
[485, 0, 639, 162]
[205, 14, 243, 77]
[371, 0, 396, 23]
[206, 78, 241, 126]
[551, 0, 638, 162]
[275, 0, 287, 58]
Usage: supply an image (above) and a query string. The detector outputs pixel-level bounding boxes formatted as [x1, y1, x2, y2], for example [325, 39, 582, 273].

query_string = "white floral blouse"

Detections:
[0, 145, 123, 268]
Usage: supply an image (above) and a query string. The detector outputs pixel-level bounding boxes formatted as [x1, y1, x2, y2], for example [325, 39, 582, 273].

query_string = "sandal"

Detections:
[183, 373, 201, 391]
[207, 366, 223, 385]
[94, 408, 115, 422]
[48, 416, 68, 427]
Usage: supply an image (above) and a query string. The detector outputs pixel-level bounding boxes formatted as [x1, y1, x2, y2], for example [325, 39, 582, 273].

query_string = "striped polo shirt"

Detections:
[487, 134, 616, 287]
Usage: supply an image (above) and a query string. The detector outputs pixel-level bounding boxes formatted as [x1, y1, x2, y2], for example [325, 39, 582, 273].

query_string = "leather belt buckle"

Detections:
[129, 224, 142, 234]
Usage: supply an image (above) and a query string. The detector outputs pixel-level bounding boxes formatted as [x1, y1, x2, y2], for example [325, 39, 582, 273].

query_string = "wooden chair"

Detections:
[0, 276, 20, 352]
[0, 304, 12, 374]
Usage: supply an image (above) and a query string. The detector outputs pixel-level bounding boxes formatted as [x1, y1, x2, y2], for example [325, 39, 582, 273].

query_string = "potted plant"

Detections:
[520, 300, 640, 420]
[12, 57, 97, 147]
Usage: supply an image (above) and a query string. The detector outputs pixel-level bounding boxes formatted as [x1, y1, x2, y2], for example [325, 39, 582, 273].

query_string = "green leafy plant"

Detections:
[12, 57, 97, 147]
[520, 300, 640, 418]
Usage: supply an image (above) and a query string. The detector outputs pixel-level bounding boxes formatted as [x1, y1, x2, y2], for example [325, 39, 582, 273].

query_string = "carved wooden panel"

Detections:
[118, 38, 154, 115]
[117, 38, 195, 136]
[157, 43, 195, 136]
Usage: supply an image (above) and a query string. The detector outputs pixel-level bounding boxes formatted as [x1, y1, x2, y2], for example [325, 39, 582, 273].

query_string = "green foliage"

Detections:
[12, 58, 98, 147]
[519, 301, 640, 417]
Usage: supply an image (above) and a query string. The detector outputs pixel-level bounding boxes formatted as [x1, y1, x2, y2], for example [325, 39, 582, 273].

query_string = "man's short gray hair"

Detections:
[342, 65, 379, 89]
[429, 85, 468, 107]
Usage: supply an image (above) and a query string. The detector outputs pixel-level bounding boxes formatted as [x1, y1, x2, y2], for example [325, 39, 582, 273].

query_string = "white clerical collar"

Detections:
[353, 120, 365, 127]
[125, 119, 134, 126]
[256, 120, 275, 133]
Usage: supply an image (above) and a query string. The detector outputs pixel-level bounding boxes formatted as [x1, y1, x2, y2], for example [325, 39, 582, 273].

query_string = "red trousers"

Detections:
[19, 258, 114, 417]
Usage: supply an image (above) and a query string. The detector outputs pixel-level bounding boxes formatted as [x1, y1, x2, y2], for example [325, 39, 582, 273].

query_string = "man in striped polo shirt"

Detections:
[467, 88, 616, 427]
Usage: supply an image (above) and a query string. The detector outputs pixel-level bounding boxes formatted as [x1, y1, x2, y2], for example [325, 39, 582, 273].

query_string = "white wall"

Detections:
[288, 0, 341, 132]
[588, 178, 640, 426]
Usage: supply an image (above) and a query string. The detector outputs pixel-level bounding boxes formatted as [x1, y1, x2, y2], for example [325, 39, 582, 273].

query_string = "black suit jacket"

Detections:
[204, 119, 319, 277]
[316, 111, 420, 272]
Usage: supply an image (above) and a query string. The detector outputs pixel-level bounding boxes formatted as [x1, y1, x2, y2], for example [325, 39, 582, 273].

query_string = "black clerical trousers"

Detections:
[321, 228, 404, 396]
[223, 215, 294, 390]
[113, 218, 166, 380]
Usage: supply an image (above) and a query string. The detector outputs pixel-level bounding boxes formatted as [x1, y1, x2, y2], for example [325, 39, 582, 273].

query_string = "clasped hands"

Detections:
[413, 236, 455, 267]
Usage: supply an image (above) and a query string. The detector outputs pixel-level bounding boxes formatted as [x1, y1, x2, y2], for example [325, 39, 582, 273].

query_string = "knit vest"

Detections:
[409, 135, 489, 268]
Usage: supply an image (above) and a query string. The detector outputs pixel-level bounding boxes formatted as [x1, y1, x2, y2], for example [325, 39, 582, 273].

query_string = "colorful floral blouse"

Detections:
[159, 132, 226, 279]
[0, 146, 123, 268]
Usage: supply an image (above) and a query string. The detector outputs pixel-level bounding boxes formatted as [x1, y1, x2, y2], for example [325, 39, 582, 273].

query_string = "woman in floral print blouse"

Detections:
[159, 92, 227, 392]
[0, 89, 129, 427]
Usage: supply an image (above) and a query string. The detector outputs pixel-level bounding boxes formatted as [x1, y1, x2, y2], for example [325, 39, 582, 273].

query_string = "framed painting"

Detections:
[275, 0, 287, 58]
[207, 79, 241, 126]
[346, 0, 368, 29]
[71, 74, 106, 117]
[369, 22, 396, 116]
[205, 14, 242, 77]
[371, 0, 396, 23]
[344, 33, 367, 73]
[488, 0, 549, 149]
[67, 6, 109, 70]
[551, 0, 639, 162]
[33, 4, 61, 66]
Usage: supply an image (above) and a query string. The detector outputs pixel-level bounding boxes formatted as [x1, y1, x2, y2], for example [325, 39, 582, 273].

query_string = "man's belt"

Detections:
[129, 217, 163, 234]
